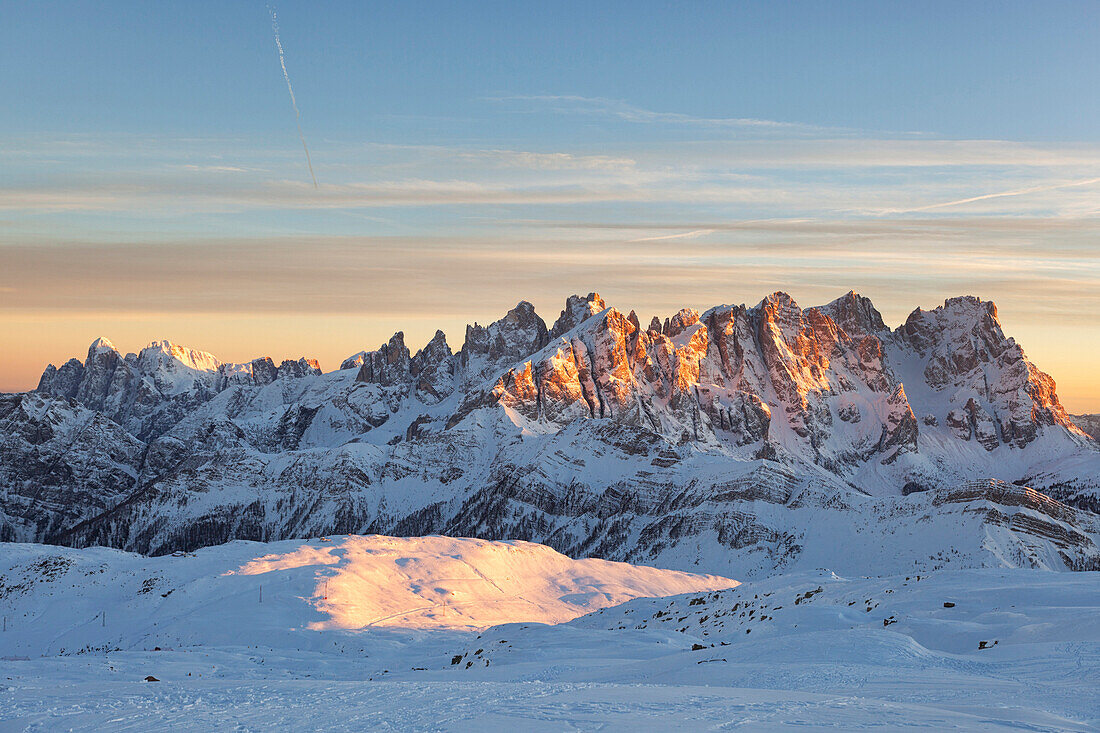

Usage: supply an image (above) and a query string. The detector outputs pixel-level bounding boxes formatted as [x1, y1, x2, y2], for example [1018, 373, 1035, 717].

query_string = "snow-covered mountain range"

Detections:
[4, 291, 1099, 575]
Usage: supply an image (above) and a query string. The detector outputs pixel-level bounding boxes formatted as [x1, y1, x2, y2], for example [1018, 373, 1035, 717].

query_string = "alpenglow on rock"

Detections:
[7, 291, 1099, 576]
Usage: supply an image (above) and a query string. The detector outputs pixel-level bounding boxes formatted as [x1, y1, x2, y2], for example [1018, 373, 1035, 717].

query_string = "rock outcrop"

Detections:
[899, 296, 1077, 449]
[459, 300, 550, 388]
[550, 292, 607, 338]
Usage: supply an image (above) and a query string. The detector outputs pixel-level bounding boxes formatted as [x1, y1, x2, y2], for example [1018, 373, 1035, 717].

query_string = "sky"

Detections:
[1, 1, 1099, 411]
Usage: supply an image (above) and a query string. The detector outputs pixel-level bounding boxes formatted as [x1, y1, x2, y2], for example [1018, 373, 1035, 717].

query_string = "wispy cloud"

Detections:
[629, 229, 714, 242]
[489, 94, 848, 135]
[5, 233, 1098, 321]
[534, 216, 1100, 235]
[880, 176, 1100, 214]
[178, 164, 253, 173]
[0, 177, 785, 212]
[454, 149, 636, 172]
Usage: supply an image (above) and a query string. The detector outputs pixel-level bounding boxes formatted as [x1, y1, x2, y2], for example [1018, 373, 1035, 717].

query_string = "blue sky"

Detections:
[2, 1, 1099, 409]
[5, 1, 1100, 141]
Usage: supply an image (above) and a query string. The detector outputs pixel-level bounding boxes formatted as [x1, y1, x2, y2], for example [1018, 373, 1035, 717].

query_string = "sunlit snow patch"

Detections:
[234, 534, 739, 630]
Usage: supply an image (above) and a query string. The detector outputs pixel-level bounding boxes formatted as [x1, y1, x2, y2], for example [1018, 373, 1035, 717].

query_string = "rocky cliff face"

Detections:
[0, 392, 145, 542]
[469, 291, 1059, 476]
[459, 300, 550, 389]
[6, 291, 1099, 575]
[898, 296, 1075, 450]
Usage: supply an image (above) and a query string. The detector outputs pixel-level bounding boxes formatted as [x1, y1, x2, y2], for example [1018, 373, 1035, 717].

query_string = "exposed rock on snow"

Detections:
[0, 393, 144, 543]
[355, 332, 412, 388]
[34, 338, 321, 441]
[898, 296, 1076, 449]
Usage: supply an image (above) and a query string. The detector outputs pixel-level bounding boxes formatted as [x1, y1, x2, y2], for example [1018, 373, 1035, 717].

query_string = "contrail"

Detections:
[629, 229, 714, 243]
[269, 6, 318, 187]
[891, 176, 1100, 214]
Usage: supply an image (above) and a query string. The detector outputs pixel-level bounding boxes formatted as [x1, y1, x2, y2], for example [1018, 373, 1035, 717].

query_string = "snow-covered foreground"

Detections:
[0, 535, 738, 649]
[1, 538, 1098, 731]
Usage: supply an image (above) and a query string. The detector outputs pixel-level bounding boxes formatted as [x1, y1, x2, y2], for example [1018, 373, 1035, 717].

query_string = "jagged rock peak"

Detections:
[817, 291, 887, 337]
[355, 332, 411, 387]
[898, 294, 1079, 448]
[501, 300, 547, 332]
[216, 355, 321, 388]
[460, 300, 549, 387]
[74, 338, 125, 407]
[899, 295, 1004, 356]
[278, 358, 322, 380]
[35, 365, 56, 391]
[217, 357, 278, 387]
[664, 308, 700, 338]
[386, 331, 408, 352]
[756, 291, 800, 310]
[753, 292, 810, 346]
[412, 330, 451, 365]
[89, 336, 118, 354]
[946, 294, 998, 318]
[35, 358, 84, 398]
[410, 330, 456, 403]
[550, 293, 607, 338]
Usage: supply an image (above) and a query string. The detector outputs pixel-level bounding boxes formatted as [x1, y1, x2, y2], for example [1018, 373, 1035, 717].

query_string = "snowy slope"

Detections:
[0, 535, 737, 654]
[1, 539, 1097, 730]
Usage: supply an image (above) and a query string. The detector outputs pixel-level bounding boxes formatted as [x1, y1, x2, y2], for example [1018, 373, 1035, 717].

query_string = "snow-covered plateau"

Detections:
[0, 536, 1097, 730]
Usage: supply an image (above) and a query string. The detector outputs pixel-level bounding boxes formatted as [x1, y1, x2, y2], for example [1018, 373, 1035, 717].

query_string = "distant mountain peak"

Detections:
[140, 339, 221, 373]
[551, 292, 607, 338]
[88, 336, 117, 354]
